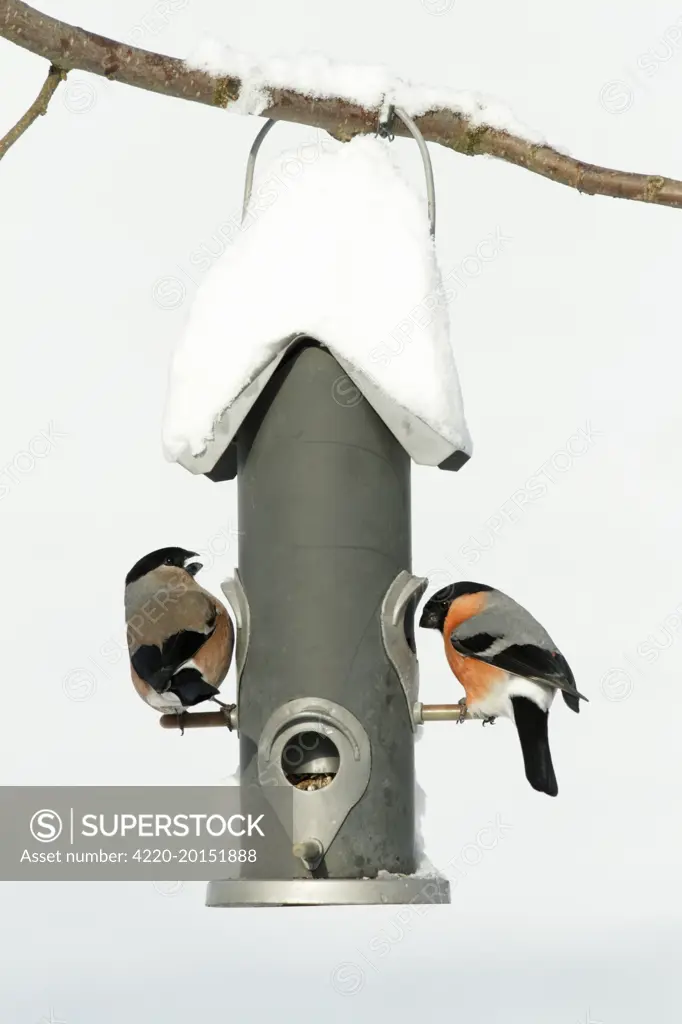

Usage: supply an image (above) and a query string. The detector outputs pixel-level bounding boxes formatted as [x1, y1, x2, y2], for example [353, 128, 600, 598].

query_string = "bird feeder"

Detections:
[161, 109, 473, 906]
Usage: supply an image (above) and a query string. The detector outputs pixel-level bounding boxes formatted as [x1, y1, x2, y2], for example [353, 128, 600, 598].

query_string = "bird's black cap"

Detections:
[125, 547, 202, 586]
[419, 582, 493, 631]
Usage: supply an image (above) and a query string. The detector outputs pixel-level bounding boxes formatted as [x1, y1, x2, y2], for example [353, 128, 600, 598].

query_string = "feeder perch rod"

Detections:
[159, 708, 238, 730]
[414, 703, 473, 724]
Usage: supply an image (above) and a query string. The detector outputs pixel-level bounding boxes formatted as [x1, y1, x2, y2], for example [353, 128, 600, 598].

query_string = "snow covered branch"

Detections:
[2, 0, 682, 208]
[0, 61, 65, 161]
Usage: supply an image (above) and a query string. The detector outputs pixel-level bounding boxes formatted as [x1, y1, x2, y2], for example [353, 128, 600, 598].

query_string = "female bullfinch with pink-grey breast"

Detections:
[124, 547, 234, 732]
[419, 582, 587, 796]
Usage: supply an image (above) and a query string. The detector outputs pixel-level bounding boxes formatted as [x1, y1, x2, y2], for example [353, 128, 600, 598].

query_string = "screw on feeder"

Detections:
[292, 838, 325, 870]
[376, 104, 396, 141]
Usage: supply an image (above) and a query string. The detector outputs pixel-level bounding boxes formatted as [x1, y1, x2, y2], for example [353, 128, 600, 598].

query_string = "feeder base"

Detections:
[205, 875, 450, 907]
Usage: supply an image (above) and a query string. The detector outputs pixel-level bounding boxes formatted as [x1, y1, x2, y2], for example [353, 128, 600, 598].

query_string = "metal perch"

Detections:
[160, 708, 237, 730]
[160, 704, 471, 729]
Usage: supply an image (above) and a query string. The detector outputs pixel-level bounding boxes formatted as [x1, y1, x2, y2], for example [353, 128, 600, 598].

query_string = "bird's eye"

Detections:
[164, 557, 173, 565]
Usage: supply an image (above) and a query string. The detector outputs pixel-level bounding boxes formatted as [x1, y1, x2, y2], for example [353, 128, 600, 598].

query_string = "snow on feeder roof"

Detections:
[162, 131, 473, 475]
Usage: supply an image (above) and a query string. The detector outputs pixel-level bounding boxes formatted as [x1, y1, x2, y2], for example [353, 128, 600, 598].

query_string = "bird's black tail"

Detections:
[168, 668, 217, 708]
[510, 696, 558, 797]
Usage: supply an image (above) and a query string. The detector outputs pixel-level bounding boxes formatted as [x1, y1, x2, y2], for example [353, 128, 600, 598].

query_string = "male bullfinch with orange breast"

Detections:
[124, 547, 235, 733]
[419, 582, 587, 796]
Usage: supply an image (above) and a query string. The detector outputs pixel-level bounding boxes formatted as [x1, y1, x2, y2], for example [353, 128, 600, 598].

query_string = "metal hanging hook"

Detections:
[241, 106, 436, 238]
[379, 105, 436, 238]
[241, 118, 276, 224]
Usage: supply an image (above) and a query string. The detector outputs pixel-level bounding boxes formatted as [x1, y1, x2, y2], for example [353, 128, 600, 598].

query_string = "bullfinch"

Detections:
[419, 582, 587, 796]
[124, 546, 234, 730]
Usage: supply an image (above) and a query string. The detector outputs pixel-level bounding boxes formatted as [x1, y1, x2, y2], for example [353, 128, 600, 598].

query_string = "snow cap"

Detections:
[162, 134, 473, 473]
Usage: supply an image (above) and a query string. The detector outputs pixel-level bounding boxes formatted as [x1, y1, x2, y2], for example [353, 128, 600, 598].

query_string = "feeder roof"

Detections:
[162, 135, 473, 475]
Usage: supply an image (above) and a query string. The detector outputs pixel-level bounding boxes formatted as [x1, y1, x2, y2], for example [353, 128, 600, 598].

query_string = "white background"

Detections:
[1, 1, 681, 1021]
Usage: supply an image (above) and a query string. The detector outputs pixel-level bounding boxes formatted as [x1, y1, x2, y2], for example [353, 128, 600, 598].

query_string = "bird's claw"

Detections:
[457, 698, 468, 724]
[210, 697, 232, 709]
[210, 698, 237, 729]
[482, 716, 497, 727]
[211, 697, 236, 714]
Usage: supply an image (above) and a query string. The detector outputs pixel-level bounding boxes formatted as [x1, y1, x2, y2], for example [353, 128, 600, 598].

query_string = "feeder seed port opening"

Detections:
[281, 730, 340, 792]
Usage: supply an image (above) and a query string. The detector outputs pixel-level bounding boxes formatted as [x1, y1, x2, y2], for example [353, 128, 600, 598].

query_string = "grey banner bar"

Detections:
[0, 786, 293, 881]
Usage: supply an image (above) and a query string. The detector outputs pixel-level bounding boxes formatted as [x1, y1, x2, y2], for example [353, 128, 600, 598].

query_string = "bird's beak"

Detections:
[185, 560, 203, 577]
[419, 605, 438, 629]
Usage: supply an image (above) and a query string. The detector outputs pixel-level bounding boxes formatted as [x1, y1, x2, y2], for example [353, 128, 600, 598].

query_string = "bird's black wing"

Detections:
[132, 621, 216, 695]
[449, 635, 587, 713]
[162, 622, 215, 666]
[449, 631, 501, 655]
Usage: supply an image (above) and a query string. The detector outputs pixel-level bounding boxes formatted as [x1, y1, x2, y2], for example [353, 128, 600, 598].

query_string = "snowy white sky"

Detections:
[2, 1, 682, 1021]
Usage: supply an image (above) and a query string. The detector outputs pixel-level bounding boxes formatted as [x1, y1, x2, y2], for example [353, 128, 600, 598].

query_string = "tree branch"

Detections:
[1, 0, 681, 208]
[0, 60, 65, 160]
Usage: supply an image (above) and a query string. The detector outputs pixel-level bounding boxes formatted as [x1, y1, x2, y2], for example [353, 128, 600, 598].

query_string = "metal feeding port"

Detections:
[282, 732, 340, 791]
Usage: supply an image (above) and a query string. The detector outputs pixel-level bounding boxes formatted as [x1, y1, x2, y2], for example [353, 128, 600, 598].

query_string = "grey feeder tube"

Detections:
[206, 340, 450, 907]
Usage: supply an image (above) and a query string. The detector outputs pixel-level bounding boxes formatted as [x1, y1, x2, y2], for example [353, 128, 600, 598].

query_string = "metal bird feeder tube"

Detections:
[237, 342, 412, 880]
[205, 342, 451, 906]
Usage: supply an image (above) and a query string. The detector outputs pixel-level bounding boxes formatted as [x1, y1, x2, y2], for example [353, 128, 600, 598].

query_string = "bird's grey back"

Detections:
[125, 567, 214, 652]
[454, 589, 557, 651]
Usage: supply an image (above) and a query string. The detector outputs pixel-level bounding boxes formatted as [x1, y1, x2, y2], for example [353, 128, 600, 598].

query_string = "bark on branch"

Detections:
[0, 61, 65, 160]
[1, 0, 681, 208]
